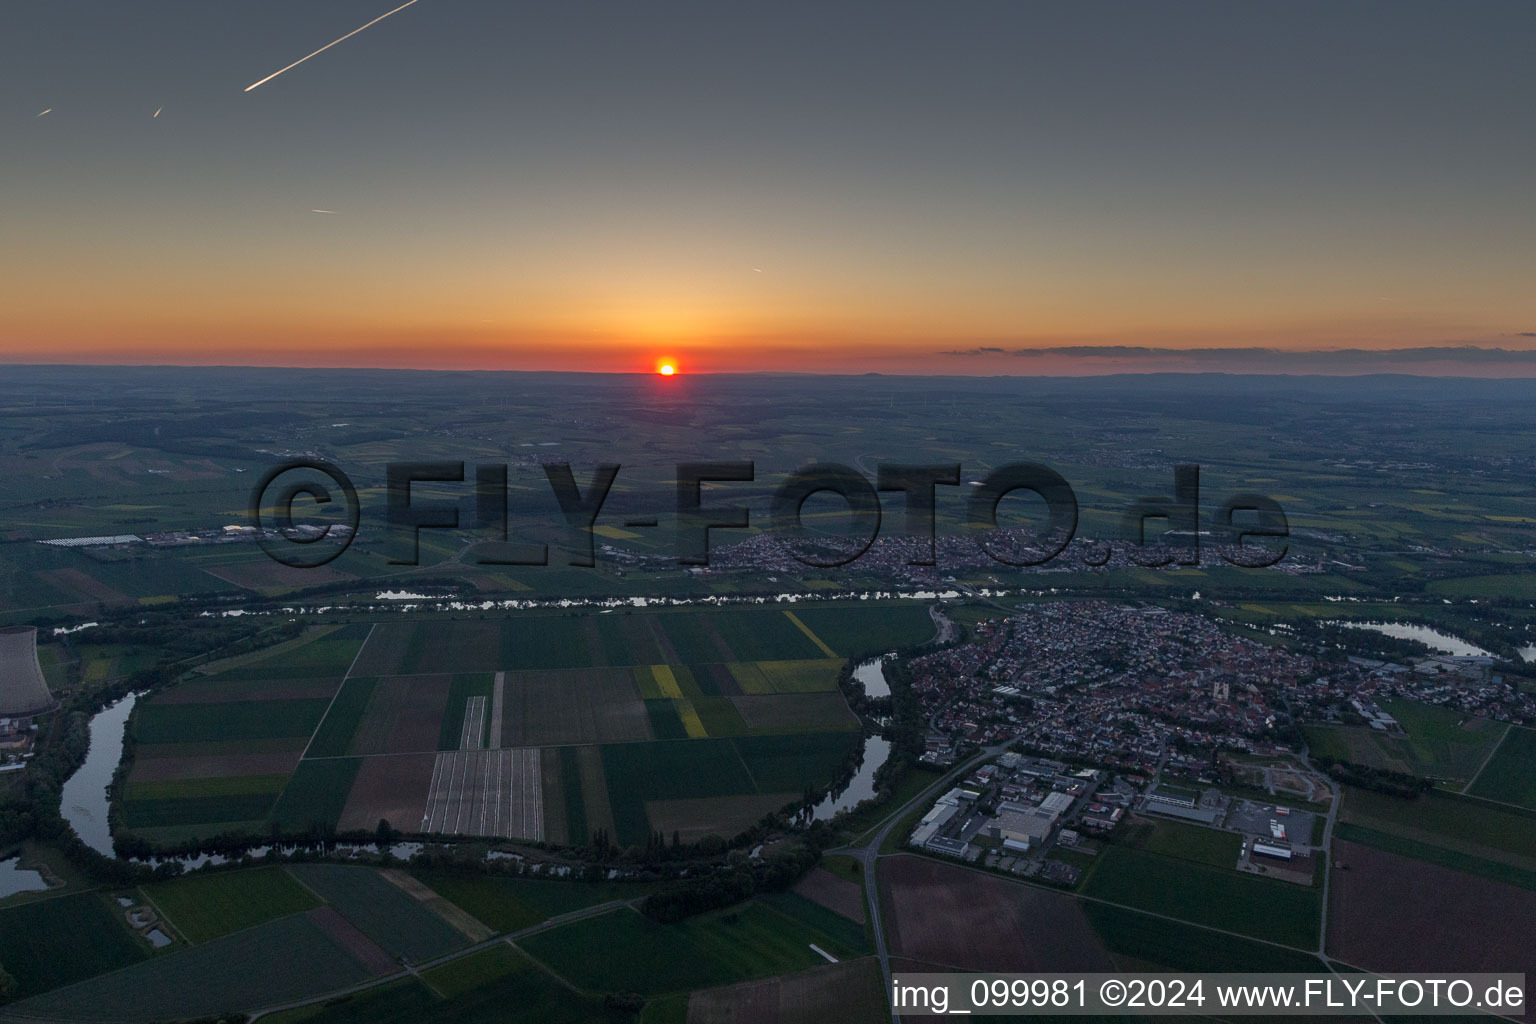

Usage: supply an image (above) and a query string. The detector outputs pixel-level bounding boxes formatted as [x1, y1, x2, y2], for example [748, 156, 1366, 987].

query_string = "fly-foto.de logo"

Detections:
[249, 460, 1287, 571]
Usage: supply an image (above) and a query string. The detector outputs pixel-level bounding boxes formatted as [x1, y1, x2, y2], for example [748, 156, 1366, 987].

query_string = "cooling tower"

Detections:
[0, 626, 57, 718]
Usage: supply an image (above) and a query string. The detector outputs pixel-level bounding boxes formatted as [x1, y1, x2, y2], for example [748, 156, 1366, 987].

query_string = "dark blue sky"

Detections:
[5, 1, 1533, 372]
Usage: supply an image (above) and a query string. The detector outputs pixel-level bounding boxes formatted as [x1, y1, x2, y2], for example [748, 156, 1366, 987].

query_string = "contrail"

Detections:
[153, 107, 162, 118]
[35, 108, 52, 118]
[244, 0, 422, 93]
[311, 209, 338, 214]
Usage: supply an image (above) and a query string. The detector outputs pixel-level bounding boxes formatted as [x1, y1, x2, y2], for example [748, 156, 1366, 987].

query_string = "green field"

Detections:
[518, 901, 863, 995]
[1304, 701, 1508, 786]
[124, 773, 292, 802]
[0, 892, 147, 1000]
[134, 698, 332, 745]
[122, 790, 282, 830]
[1119, 819, 1242, 869]
[268, 758, 363, 833]
[9, 911, 372, 1022]
[1083, 846, 1322, 948]
[732, 731, 858, 791]
[264, 949, 614, 1024]
[196, 623, 371, 681]
[781, 602, 935, 656]
[306, 676, 378, 758]
[1467, 726, 1536, 809]
[1082, 902, 1326, 973]
[408, 871, 646, 933]
[600, 738, 761, 846]
[760, 889, 871, 954]
[144, 865, 323, 943]
[1340, 787, 1536, 868]
[438, 673, 496, 750]
[287, 864, 469, 963]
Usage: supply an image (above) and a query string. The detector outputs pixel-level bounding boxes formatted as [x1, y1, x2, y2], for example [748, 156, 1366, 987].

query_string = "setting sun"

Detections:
[658, 363, 676, 376]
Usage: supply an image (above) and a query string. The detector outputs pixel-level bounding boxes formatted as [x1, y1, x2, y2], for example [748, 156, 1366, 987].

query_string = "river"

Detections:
[805, 736, 892, 821]
[59, 693, 136, 858]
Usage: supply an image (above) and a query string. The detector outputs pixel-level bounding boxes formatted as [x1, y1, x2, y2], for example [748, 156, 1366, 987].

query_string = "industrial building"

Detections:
[990, 802, 1059, 846]
[1143, 797, 1223, 824]
[1252, 839, 1293, 861]
[1039, 791, 1075, 815]
[0, 626, 58, 746]
[908, 788, 967, 849]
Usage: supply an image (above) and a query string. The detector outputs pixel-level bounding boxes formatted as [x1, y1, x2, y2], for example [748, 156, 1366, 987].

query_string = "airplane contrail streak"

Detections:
[35, 108, 52, 118]
[244, 0, 422, 93]
[153, 107, 162, 118]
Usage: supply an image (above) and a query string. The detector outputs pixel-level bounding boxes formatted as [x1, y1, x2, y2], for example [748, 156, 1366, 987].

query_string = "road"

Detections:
[832, 748, 1002, 1024]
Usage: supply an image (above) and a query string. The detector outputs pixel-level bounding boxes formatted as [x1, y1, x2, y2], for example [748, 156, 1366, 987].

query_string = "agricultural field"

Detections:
[108, 603, 926, 849]
[143, 864, 322, 943]
[286, 863, 472, 963]
[1332, 823, 1536, 893]
[116, 624, 374, 843]
[878, 855, 1114, 973]
[1339, 787, 1536, 871]
[791, 866, 866, 924]
[1327, 841, 1536, 981]
[0, 892, 147, 1001]
[1082, 845, 1322, 948]
[684, 958, 888, 1024]
[1466, 726, 1536, 809]
[7, 911, 376, 1022]
[408, 870, 646, 933]
[1082, 902, 1326, 973]
[1116, 818, 1242, 870]
[1302, 700, 1507, 788]
[517, 900, 866, 996]
[262, 949, 615, 1024]
[268, 758, 364, 834]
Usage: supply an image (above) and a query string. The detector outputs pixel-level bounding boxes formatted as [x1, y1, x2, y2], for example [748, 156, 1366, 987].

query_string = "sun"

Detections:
[658, 363, 676, 376]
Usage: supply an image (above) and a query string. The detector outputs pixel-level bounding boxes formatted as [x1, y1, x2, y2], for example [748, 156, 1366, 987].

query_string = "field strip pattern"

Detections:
[420, 748, 543, 839]
[782, 610, 838, 658]
[488, 671, 505, 749]
[458, 696, 487, 750]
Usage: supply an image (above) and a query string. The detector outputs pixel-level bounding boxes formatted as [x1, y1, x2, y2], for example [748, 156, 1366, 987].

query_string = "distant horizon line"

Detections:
[3, 359, 1536, 382]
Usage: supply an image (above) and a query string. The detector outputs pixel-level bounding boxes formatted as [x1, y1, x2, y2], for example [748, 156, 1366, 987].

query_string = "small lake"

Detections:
[0, 856, 48, 898]
[853, 654, 894, 698]
[806, 735, 891, 821]
[1328, 621, 1493, 658]
[60, 693, 137, 857]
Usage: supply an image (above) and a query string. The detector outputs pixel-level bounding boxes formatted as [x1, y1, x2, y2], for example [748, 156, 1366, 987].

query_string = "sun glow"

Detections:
[658, 363, 676, 375]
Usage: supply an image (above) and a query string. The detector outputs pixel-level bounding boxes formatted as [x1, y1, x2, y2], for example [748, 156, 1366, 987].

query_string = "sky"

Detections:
[3, 1, 1534, 375]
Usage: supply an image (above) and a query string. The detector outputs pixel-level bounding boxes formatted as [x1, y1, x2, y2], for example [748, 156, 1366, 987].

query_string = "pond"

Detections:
[60, 693, 137, 857]
[0, 856, 49, 898]
[1328, 621, 1493, 658]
